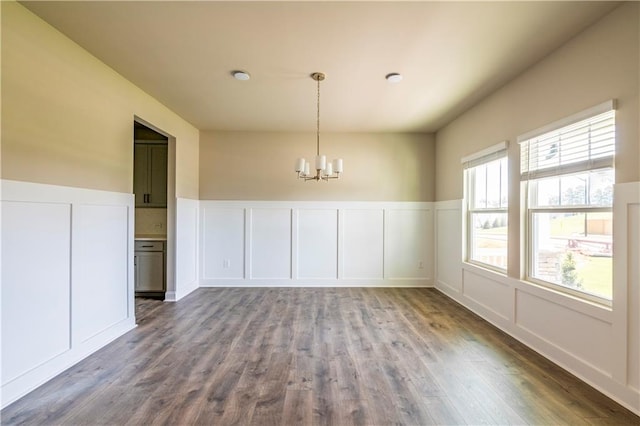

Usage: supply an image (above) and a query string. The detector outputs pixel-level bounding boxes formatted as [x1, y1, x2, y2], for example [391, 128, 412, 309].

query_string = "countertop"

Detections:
[135, 234, 167, 241]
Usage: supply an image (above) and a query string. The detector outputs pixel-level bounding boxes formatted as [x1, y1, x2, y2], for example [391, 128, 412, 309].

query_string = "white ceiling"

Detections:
[21, 1, 620, 133]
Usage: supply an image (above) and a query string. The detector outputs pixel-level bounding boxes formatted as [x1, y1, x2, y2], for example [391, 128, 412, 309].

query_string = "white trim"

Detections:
[200, 200, 432, 287]
[435, 187, 640, 415]
[434, 199, 463, 210]
[1, 319, 135, 410]
[517, 99, 616, 143]
[172, 197, 200, 302]
[165, 135, 177, 305]
[382, 208, 388, 279]
[464, 150, 509, 271]
[1, 180, 136, 409]
[244, 208, 250, 280]
[612, 182, 639, 386]
[200, 200, 432, 210]
[461, 259, 613, 322]
[434, 199, 464, 298]
[461, 140, 508, 165]
[200, 278, 432, 288]
[337, 208, 345, 280]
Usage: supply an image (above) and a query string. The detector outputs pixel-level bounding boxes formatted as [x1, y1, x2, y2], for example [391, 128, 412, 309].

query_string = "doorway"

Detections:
[133, 120, 173, 305]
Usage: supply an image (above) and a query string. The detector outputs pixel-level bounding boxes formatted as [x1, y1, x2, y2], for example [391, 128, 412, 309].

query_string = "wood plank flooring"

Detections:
[2, 288, 639, 425]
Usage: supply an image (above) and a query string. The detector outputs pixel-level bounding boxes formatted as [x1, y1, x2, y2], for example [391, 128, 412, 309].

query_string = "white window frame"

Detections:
[519, 100, 615, 304]
[462, 141, 509, 273]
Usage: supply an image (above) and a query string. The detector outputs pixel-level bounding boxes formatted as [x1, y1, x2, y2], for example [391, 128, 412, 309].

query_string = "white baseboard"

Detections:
[2, 318, 135, 408]
[1, 180, 135, 409]
[433, 187, 640, 416]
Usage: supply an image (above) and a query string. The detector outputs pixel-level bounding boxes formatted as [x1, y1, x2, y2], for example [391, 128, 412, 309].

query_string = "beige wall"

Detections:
[435, 2, 638, 278]
[0, 0, 3, 185]
[200, 131, 435, 201]
[435, 2, 639, 202]
[1, 2, 199, 198]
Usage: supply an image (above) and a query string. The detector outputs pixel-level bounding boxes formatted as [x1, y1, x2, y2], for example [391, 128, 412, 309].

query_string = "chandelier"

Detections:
[295, 72, 343, 181]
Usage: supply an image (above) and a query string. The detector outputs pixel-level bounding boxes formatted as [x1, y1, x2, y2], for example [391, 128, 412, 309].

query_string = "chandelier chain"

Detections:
[316, 75, 320, 156]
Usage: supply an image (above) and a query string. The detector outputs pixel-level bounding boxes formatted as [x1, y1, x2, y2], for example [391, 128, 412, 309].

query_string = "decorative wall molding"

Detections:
[1, 180, 136, 409]
[199, 201, 434, 288]
[433, 199, 463, 295]
[434, 183, 640, 415]
[3, 182, 637, 414]
[169, 198, 199, 301]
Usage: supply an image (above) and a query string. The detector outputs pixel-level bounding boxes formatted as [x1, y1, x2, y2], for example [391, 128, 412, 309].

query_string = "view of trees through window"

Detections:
[531, 211, 612, 299]
[471, 213, 508, 270]
[529, 169, 613, 300]
[468, 156, 508, 270]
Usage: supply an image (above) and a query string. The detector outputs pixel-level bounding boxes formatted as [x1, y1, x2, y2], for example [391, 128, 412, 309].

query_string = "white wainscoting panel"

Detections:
[72, 204, 129, 344]
[297, 209, 338, 279]
[434, 200, 463, 294]
[200, 201, 432, 287]
[612, 183, 640, 395]
[1, 201, 72, 384]
[249, 208, 292, 279]
[434, 183, 640, 415]
[1, 180, 135, 409]
[462, 268, 511, 322]
[201, 207, 245, 279]
[385, 209, 432, 280]
[342, 209, 384, 280]
[515, 289, 613, 374]
[627, 203, 639, 391]
[173, 198, 199, 301]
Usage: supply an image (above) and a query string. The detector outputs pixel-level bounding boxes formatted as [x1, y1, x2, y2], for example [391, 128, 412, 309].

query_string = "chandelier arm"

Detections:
[296, 170, 340, 181]
[321, 175, 340, 181]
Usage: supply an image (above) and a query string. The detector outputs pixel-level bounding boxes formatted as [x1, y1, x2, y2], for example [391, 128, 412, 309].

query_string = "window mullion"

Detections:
[468, 208, 508, 214]
[484, 166, 488, 209]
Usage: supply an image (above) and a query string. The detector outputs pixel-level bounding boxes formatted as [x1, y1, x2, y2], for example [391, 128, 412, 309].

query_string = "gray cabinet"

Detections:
[134, 142, 167, 208]
[134, 240, 165, 297]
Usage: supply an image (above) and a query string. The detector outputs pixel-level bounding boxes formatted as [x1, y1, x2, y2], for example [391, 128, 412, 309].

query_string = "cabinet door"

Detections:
[147, 144, 167, 207]
[135, 251, 165, 291]
[133, 144, 149, 207]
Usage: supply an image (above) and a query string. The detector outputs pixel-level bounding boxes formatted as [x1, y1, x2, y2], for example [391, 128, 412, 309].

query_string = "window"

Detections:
[520, 101, 615, 302]
[463, 142, 508, 271]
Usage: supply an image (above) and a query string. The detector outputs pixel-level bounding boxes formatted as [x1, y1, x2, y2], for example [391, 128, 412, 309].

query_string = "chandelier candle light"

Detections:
[295, 72, 343, 181]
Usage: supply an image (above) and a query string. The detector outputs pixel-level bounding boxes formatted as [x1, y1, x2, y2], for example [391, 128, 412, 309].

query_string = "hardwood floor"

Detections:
[2, 288, 639, 425]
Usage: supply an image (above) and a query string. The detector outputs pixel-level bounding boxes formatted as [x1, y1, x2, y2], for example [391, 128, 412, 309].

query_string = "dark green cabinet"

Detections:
[134, 142, 167, 208]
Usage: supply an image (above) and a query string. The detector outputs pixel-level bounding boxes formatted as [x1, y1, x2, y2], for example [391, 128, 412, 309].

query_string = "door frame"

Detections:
[133, 116, 176, 301]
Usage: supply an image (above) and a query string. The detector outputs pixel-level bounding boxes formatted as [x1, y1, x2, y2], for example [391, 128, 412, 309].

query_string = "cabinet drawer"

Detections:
[135, 241, 164, 251]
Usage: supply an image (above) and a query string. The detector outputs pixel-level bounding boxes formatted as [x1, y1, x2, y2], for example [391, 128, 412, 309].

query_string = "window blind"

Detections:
[461, 141, 508, 169]
[520, 107, 615, 181]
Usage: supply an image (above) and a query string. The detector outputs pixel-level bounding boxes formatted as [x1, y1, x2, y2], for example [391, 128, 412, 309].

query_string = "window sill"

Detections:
[522, 276, 612, 307]
[516, 278, 613, 322]
[461, 261, 613, 322]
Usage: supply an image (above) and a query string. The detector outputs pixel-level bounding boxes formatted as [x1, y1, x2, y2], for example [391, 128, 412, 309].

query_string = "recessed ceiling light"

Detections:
[232, 70, 250, 81]
[385, 73, 403, 83]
